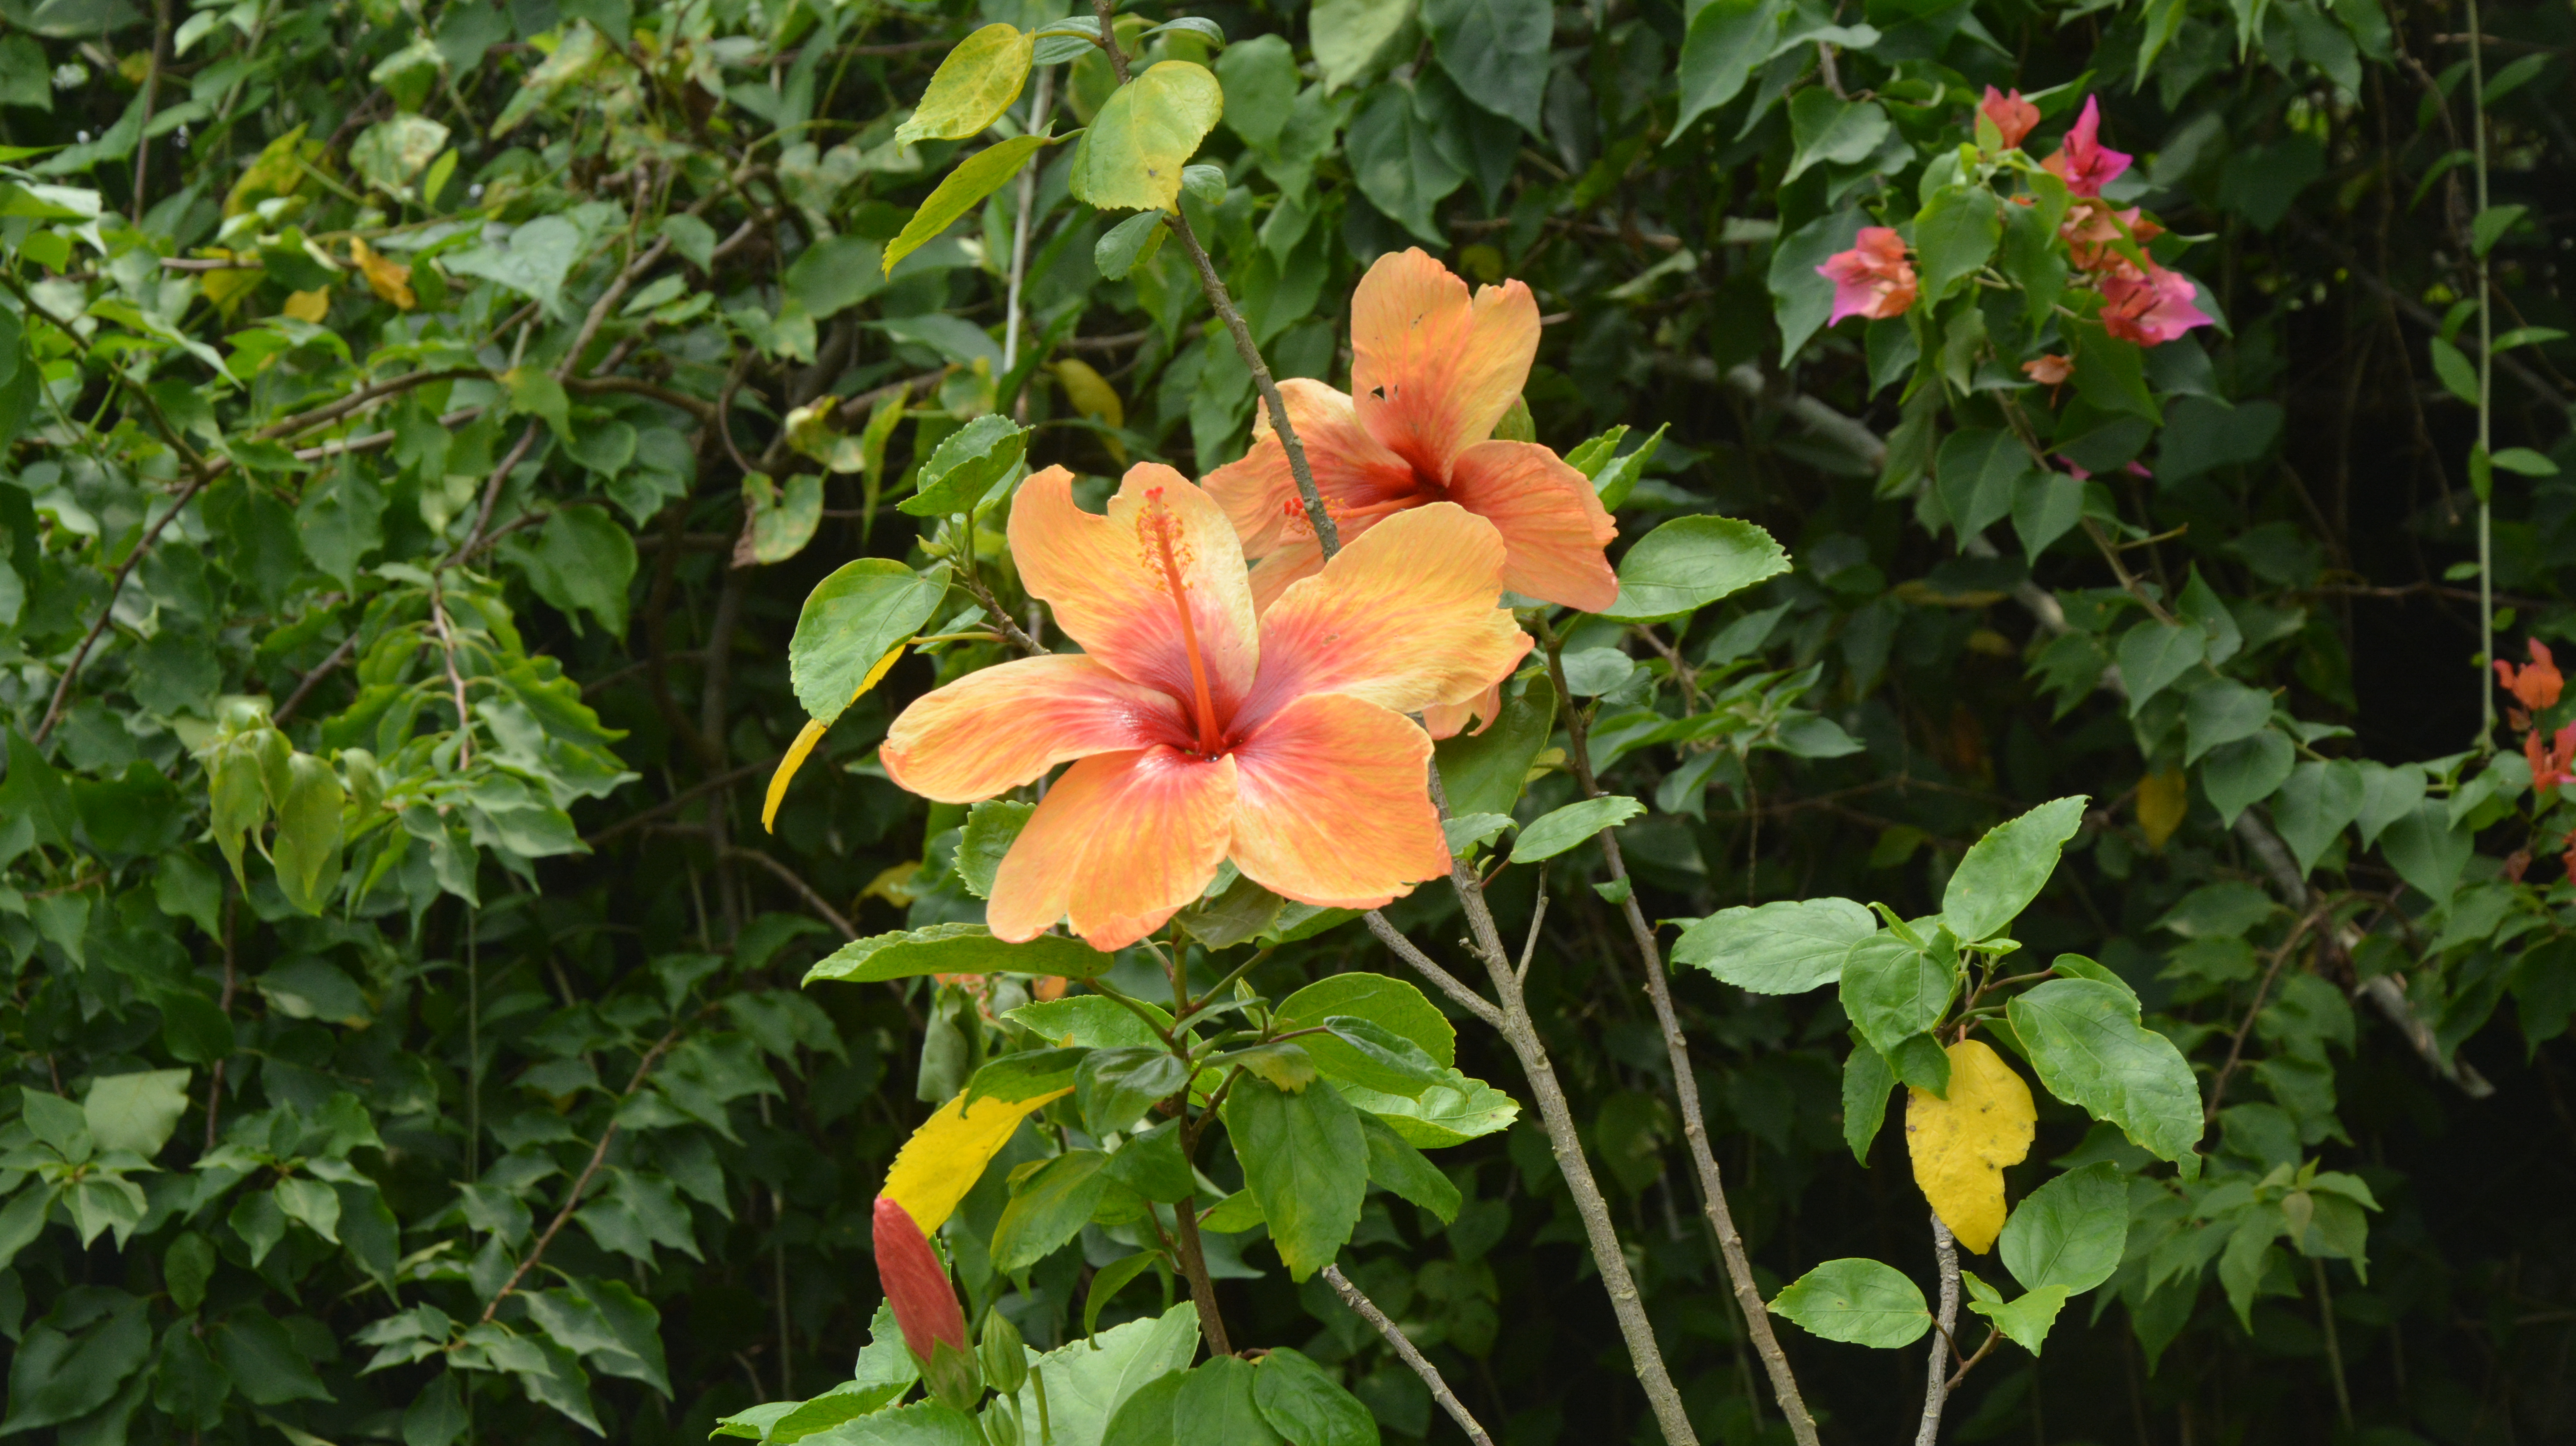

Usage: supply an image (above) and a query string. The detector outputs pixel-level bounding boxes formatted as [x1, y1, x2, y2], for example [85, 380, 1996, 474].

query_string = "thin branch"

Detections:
[1362, 911, 1504, 1030]
[1323, 1264, 1494, 1446]
[1539, 632, 1820, 1446]
[33, 471, 212, 744]
[271, 631, 361, 725]
[1916, 1214, 1962, 1446]
[723, 846, 857, 939]
[586, 758, 785, 846]
[427, 586, 477, 767]
[451, 423, 545, 566]
[480, 1027, 686, 1321]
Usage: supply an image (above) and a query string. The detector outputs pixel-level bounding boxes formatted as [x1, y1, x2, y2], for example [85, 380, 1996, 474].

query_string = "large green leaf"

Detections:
[1769, 1258, 1932, 1347]
[1597, 515, 1790, 623]
[1252, 1347, 1377, 1446]
[1673, 897, 1877, 994]
[1225, 1075, 1367, 1279]
[1942, 795, 2087, 943]
[1435, 673, 1555, 817]
[2007, 979, 2202, 1175]
[992, 1150, 1113, 1272]
[1277, 972, 1456, 1068]
[1783, 91, 1889, 184]
[1913, 182, 2004, 304]
[1421, 0, 1550, 133]
[1673, 0, 1783, 139]
[787, 560, 949, 723]
[1332, 1067, 1518, 1147]
[998, 1303, 1200, 1446]
[81, 1069, 190, 1158]
[1999, 1162, 2129, 1295]
[803, 925, 1112, 985]
[1839, 930, 1958, 1057]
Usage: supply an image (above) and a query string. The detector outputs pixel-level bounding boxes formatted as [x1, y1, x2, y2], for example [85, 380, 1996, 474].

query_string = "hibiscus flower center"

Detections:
[1141, 490, 1228, 758]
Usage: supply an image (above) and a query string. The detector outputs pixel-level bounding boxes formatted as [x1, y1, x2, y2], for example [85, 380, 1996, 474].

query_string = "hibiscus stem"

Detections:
[1414, 764, 1705, 1446]
[1537, 626, 1823, 1446]
[1163, 213, 1340, 558]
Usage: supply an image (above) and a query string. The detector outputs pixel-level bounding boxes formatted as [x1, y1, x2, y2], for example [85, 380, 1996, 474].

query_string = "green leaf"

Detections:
[1358, 1112, 1460, 1224]
[788, 559, 949, 725]
[1344, 81, 1464, 243]
[2114, 621, 2208, 713]
[2491, 446, 2559, 477]
[351, 113, 451, 197]
[2427, 335, 2480, 406]
[804, 924, 1113, 985]
[2199, 729, 2295, 827]
[1935, 428, 2033, 545]
[1278, 972, 1454, 1061]
[2184, 680, 2273, 764]
[1070, 61, 1224, 213]
[1783, 91, 1889, 185]
[956, 799, 1033, 900]
[1310, 0, 1420, 90]
[513, 506, 639, 636]
[899, 413, 1030, 517]
[1597, 515, 1791, 623]
[446, 213, 585, 319]
[213, 1311, 331, 1404]
[1673, 0, 1784, 139]
[1943, 795, 2087, 942]
[2471, 202, 2525, 256]
[1422, 0, 1550, 134]
[1963, 1276, 2072, 1355]
[896, 25, 1034, 144]
[992, 1149, 1113, 1273]
[1769, 1258, 1932, 1347]
[2007, 979, 2202, 1174]
[1176, 1357, 1285, 1446]
[1435, 673, 1555, 816]
[1253, 1347, 1378, 1446]
[1839, 930, 1958, 1057]
[1000, 1303, 1200, 1446]
[1334, 1068, 1519, 1148]
[81, 1069, 190, 1157]
[2070, 319, 2160, 422]
[1077, 1048, 1192, 1136]
[1913, 183, 2003, 304]
[270, 752, 346, 914]
[1094, 209, 1169, 280]
[1442, 811, 1516, 854]
[1673, 897, 1877, 994]
[1312, 1018, 1449, 1097]
[2379, 797, 2472, 901]
[1509, 794, 1645, 863]
[1999, 1161, 2129, 1295]
[2011, 469, 2085, 559]
[884, 130, 1058, 275]
[966, 1048, 1087, 1106]
[1226, 1075, 1367, 1280]
[1842, 1037, 1896, 1164]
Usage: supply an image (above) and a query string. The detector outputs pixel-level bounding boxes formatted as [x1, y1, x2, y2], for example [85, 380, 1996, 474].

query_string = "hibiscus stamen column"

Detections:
[1142, 492, 1226, 756]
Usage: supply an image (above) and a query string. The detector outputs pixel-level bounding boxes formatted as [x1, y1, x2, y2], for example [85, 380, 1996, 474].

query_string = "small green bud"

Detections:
[923, 1337, 984, 1414]
[981, 1310, 1029, 1396]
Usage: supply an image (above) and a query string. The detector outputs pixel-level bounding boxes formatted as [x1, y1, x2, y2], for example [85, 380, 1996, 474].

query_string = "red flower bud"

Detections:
[872, 1195, 968, 1364]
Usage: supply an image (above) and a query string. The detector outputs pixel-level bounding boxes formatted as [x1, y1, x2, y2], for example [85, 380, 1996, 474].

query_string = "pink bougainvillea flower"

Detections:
[2022, 354, 2073, 386]
[1200, 249, 1618, 615]
[879, 463, 1530, 951]
[1819, 227, 1918, 326]
[2059, 197, 2163, 275]
[2497, 638, 2564, 713]
[2098, 262, 2212, 347]
[2528, 721, 2576, 793]
[1979, 86, 2040, 150]
[2043, 97, 2132, 199]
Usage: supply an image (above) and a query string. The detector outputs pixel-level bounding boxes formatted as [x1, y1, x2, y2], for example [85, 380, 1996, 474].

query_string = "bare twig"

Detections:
[1539, 633, 1820, 1446]
[427, 587, 477, 767]
[272, 632, 361, 725]
[451, 423, 545, 566]
[1323, 1264, 1494, 1446]
[1363, 911, 1505, 1030]
[480, 1028, 686, 1321]
[34, 471, 212, 744]
[1916, 1214, 1962, 1446]
[723, 846, 857, 939]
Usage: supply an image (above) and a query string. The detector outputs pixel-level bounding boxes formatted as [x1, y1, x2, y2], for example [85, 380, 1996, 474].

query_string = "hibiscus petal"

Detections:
[1240, 502, 1530, 727]
[1245, 533, 1326, 614]
[1422, 681, 1502, 740]
[1010, 463, 1260, 714]
[1350, 248, 1540, 482]
[1201, 379, 1417, 560]
[880, 653, 1186, 802]
[1442, 440, 1621, 613]
[986, 747, 1238, 951]
[1229, 694, 1449, 908]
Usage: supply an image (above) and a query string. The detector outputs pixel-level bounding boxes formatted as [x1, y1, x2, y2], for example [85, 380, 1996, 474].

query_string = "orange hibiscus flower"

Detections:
[879, 462, 1530, 951]
[1202, 248, 1619, 615]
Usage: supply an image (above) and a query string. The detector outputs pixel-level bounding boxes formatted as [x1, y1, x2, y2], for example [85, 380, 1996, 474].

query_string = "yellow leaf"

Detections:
[281, 289, 331, 323]
[194, 249, 261, 315]
[881, 1085, 1073, 1235]
[2136, 767, 2188, 851]
[1067, 61, 1223, 214]
[1904, 1039, 2035, 1255]
[225, 124, 323, 218]
[350, 237, 415, 310]
[1052, 357, 1125, 464]
[761, 646, 906, 833]
[894, 24, 1034, 145]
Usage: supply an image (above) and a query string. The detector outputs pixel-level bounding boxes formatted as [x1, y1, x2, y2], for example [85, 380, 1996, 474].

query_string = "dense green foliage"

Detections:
[0, 0, 2570, 1440]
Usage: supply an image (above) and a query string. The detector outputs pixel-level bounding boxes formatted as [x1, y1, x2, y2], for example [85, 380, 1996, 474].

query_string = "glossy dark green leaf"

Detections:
[1224, 1075, 1366, 1280]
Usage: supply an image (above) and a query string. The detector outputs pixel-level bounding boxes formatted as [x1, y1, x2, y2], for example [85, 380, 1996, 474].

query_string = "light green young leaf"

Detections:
[1069, 61, 1224, 213]
[1510, 795, 1644, 863]
[81, 1069, 191, 1157]
[1674, 897, 1877, 994]
[805, 924, 1113, 985]
[1963, 1274, 2072, 1355]
[883, 131, 1058, 275]
[895, 25, 1035, 144]
[1598, 515, 1790, 623]
[1941, 795, 2087, 942]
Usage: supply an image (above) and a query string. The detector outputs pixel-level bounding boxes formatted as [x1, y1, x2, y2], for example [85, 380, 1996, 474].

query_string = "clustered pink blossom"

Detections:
[1980, 86, 2039, 151]
[1817, 227, 1918, 325]
[2042, 97, 2132, 198]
